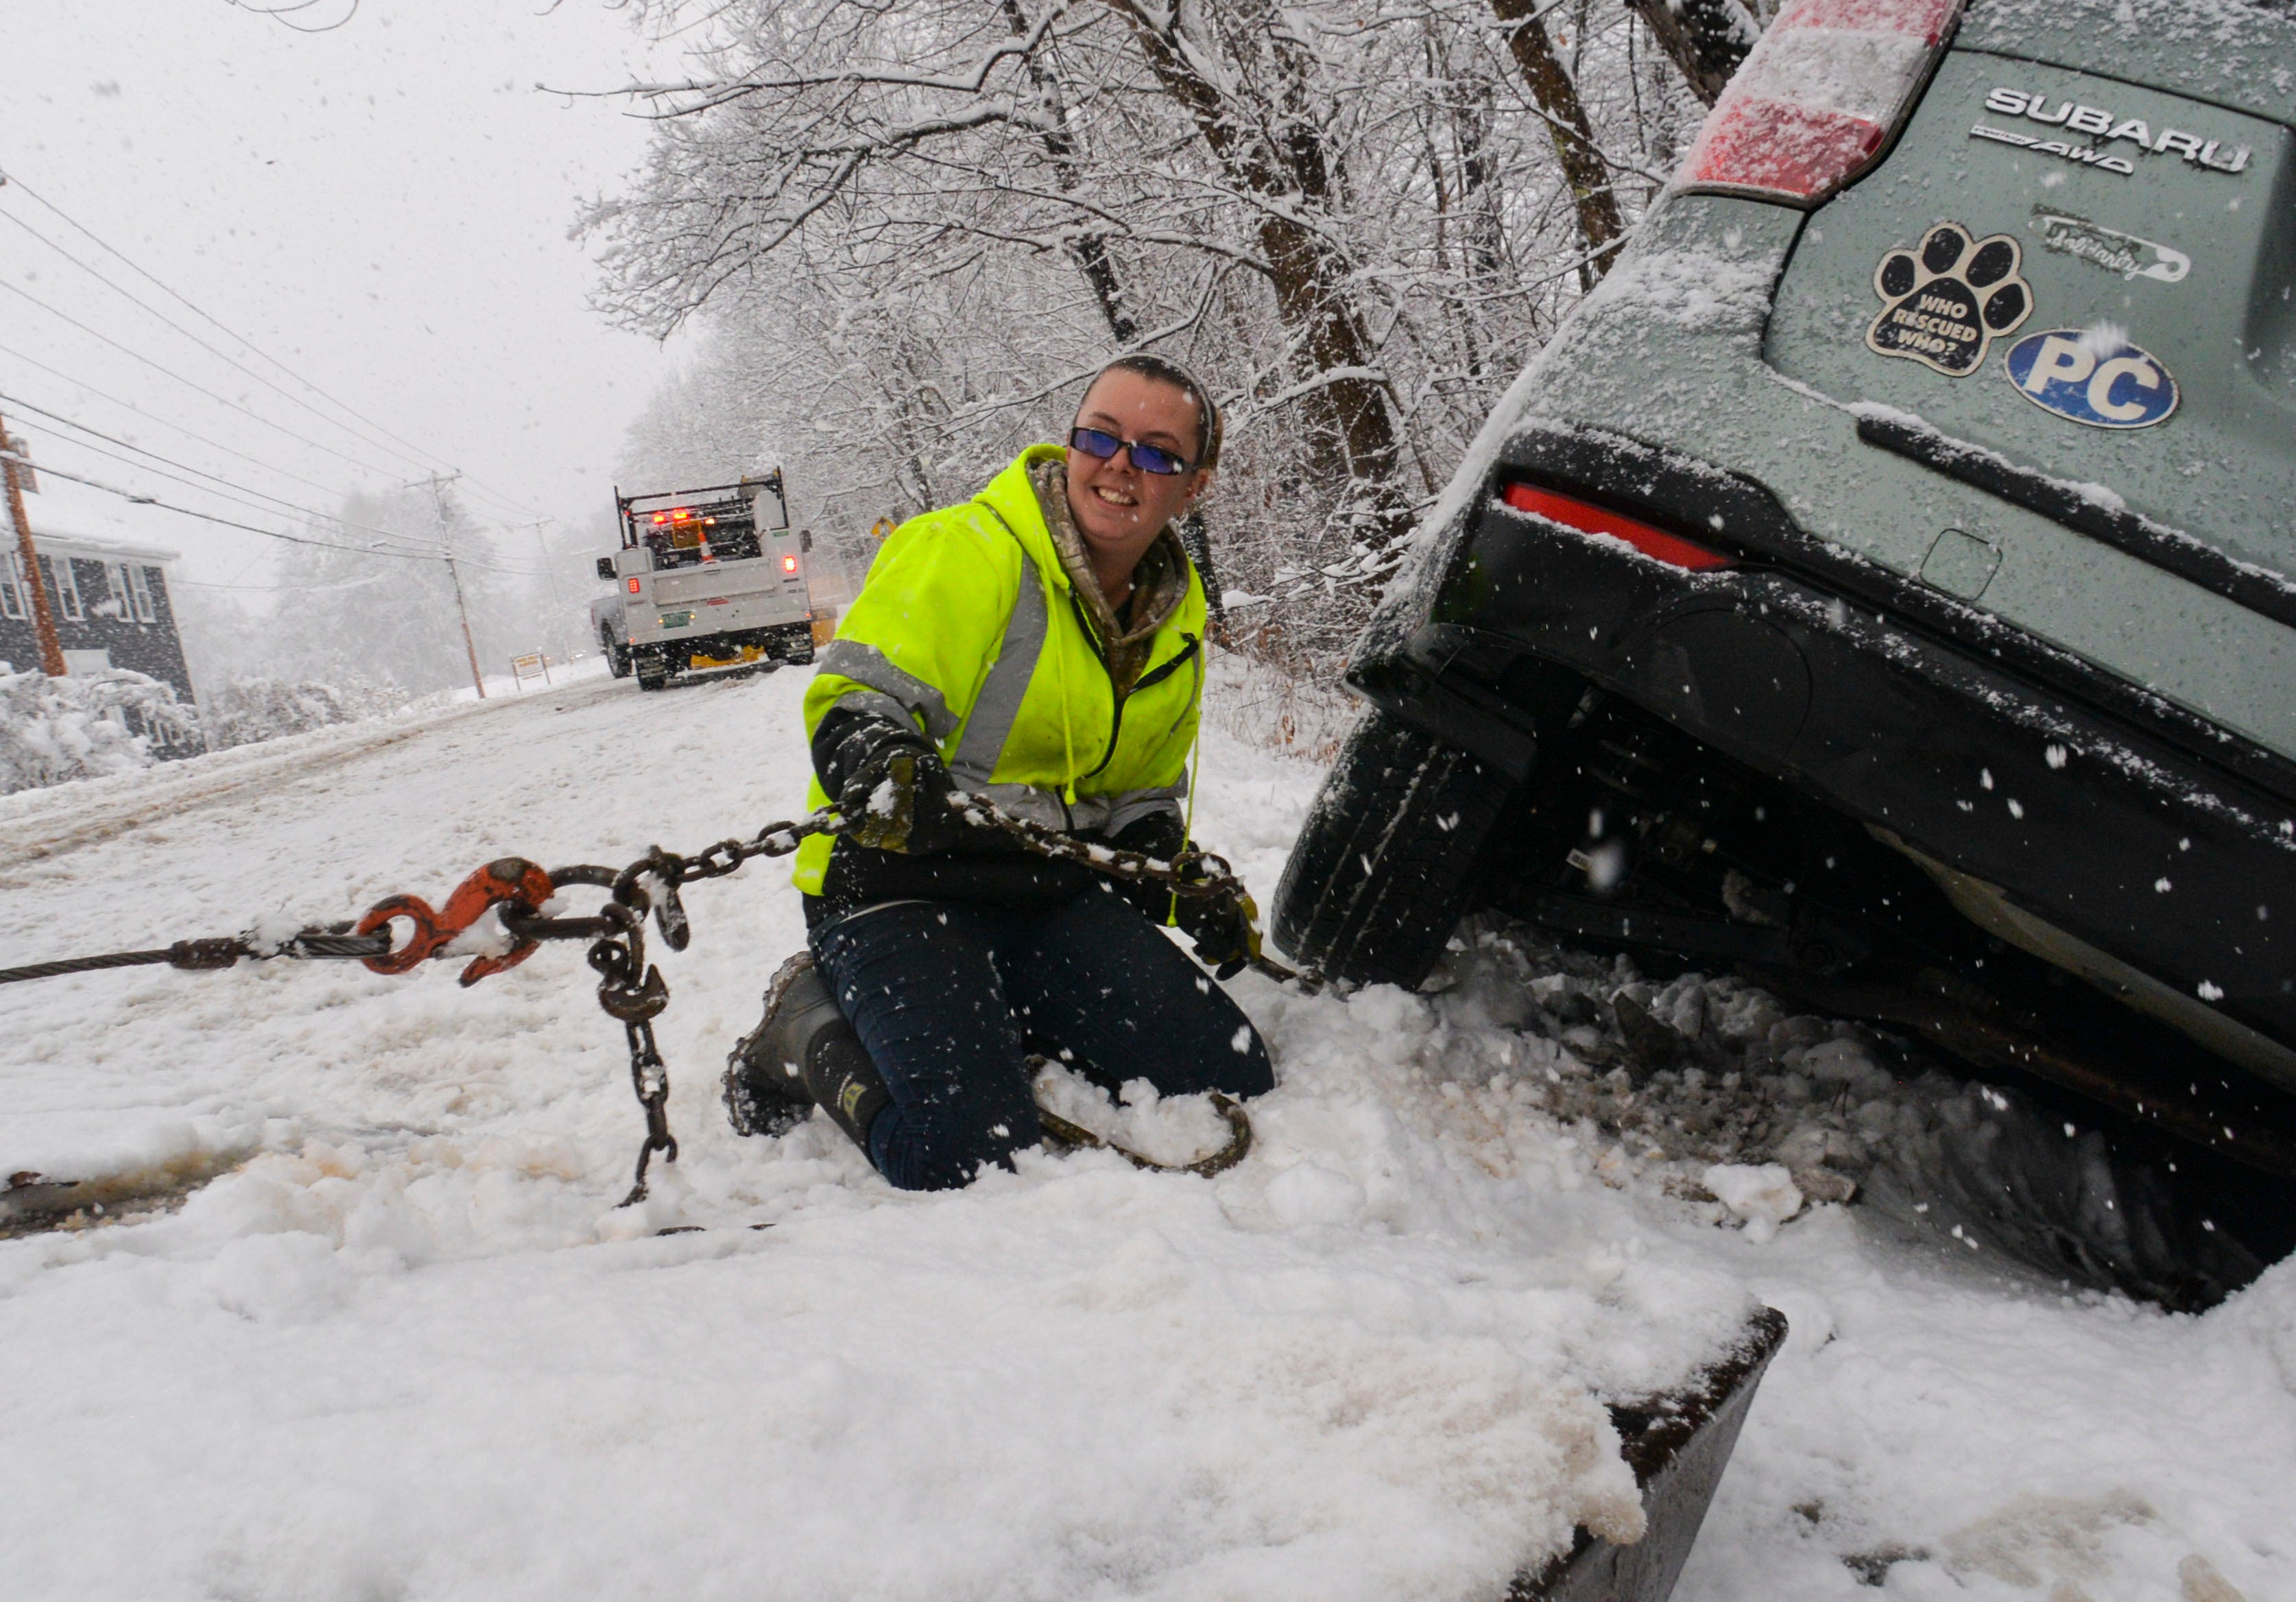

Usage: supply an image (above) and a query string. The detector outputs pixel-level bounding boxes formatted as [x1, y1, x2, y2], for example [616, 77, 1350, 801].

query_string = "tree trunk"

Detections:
[998, 0, 1138, 344]
[1487, 0, 1625, 288]
[1101, 0, 1405, 539]
[1624, 0, 1760, 107]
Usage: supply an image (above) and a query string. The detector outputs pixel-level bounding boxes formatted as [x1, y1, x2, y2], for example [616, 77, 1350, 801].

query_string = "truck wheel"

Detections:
[1272, 708, 1522, 988]
[606, 638, 631, 679]
[636, 663, 668, 692]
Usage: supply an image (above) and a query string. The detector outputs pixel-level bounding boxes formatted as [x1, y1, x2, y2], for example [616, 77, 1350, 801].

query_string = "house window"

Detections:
[128, 564, 157, 623]
[45, 555, 83, 622]
[106, 562, 132, 621]
[0, 553, 23, 621]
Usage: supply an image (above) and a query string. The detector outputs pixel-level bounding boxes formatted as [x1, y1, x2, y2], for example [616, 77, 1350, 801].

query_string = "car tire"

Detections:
[1273, 708, 1522, 988]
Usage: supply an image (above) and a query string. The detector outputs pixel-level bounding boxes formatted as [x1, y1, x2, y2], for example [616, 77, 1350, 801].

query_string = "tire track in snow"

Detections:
[0, 674, 626, 879]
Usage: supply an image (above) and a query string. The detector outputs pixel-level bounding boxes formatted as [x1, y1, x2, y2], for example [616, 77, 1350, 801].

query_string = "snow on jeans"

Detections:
[809, 884, 1276, 1191]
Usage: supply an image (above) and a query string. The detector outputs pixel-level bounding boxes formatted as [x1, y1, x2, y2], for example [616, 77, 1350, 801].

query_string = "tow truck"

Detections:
[591, 473, 816, 691]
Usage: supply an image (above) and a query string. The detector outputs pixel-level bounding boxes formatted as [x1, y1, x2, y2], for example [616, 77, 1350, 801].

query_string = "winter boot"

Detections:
[723, 951, 890, 1153]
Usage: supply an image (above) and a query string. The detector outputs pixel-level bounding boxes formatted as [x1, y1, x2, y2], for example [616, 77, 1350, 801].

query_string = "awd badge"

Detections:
[2004, 331, 2178, 428]
[1868, 223, 2033, 376]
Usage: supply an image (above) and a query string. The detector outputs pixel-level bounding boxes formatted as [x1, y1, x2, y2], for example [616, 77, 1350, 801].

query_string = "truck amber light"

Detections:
[782, 555, 799, 573]
[1677, 0, 1962, 205]
[1498, 482, 1733, 571]
[625, 576, 642, 593]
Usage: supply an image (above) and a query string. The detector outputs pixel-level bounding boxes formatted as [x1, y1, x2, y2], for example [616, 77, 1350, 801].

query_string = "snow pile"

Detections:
[2, 664, 2293, 1601]
[1702, 1164, 1802, 1245]
[0, 969, 1761, 1600]
[1423, 922, 2270, 1307]
[0, 664, 198, 793]
[0, 1120, 1686, 1601]
[0, 666, 1756, 1601]
[198, 673, 414, 752]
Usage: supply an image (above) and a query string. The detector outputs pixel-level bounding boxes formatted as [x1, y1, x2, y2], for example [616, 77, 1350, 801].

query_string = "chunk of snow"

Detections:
[1266, 1162, 1367, 1228]
[1703, 1162, 1804, 1244]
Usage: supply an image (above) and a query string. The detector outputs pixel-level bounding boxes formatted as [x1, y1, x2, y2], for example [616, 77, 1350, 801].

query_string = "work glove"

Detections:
[1108, 813, 1260, 978]
[839, 747, 972, 856]
[1174, 887, 1263, 981]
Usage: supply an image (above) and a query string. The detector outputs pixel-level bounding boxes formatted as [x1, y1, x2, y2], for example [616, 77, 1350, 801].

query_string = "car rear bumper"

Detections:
[1354, 422, 2296, 1081]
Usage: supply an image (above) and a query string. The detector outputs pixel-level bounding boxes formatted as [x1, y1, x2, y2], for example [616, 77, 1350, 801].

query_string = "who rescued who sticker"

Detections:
[1867, 223, 2033, 376]
[2003, 330, 2179, 428]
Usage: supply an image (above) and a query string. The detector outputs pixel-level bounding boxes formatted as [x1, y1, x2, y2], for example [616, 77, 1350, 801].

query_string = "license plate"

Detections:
[658, 610, 695, 629]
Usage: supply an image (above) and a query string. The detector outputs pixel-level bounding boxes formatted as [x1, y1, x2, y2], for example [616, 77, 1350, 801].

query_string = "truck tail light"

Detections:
[1677, 0, 1962, 205]
[626, 577, 642, 594]
[782, 555, 799, 574]
[1498, 483, 1733, 571]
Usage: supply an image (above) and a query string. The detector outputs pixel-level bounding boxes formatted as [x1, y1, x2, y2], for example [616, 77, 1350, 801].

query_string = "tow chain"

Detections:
[0, 800, 1311, 1205]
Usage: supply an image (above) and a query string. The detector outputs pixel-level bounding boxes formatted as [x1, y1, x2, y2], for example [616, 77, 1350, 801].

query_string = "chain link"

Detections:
[510, 796, 1294, 1204]
[1, 796, 1302, 1206]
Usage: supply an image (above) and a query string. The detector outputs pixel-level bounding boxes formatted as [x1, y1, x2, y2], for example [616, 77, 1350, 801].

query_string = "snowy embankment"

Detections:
[0, 657, 2291, 1601]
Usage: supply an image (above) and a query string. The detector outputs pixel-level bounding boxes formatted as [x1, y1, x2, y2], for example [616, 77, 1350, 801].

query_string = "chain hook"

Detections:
[353, 857, 556, 986]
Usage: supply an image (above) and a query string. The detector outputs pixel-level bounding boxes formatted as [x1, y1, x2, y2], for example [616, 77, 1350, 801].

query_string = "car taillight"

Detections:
[626, 577, 642, 593]
[1677, 0, 1961, 205]
[1497, 483, 1733, 571]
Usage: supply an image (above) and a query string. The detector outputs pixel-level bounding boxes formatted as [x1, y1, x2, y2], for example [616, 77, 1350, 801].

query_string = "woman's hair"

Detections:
[1086, 353, 1222, 471]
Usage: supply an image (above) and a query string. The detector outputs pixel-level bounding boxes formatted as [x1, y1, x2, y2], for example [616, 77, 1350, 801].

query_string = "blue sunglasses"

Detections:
[1068, 427, 1193, 477]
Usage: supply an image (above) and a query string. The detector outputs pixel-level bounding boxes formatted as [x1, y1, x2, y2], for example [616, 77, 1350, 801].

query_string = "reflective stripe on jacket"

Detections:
[793, 444, 1207, 894]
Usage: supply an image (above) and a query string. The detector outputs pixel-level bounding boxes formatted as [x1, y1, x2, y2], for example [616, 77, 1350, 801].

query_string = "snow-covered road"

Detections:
[1, 660, 2290, 1602]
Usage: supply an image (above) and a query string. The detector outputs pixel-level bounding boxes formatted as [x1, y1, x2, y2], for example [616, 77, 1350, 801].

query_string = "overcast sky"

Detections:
[1, 0, 695, 585]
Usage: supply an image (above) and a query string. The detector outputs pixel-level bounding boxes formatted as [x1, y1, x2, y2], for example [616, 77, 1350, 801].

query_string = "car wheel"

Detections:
[1273, 708, 1522, 988]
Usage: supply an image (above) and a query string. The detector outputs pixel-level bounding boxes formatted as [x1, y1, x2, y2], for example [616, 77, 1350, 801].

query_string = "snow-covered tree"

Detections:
[587, 0, 1730, 660]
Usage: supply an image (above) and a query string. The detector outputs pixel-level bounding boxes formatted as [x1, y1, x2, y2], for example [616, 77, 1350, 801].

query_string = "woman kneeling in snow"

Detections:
[724, 356, 1274, 1189]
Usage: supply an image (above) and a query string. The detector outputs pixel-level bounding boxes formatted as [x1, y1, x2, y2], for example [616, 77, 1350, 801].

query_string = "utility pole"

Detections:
[412, 470, 486, 700]
[0, 409, 68, 678]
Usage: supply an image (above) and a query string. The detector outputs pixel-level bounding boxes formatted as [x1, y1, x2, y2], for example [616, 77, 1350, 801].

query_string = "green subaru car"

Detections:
[1276, 0, 2296, 1217]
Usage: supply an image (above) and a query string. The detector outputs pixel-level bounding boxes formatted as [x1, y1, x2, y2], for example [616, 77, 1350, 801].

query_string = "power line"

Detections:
[1, 451, 439, 559]
[0, 339, 375, 505]
[0, 276, 421, 486]
[0, 169, 550, 521]
[0, 370, 549, 576]
[0, 206, 455, 491]
[6, 409, 442, 557]
[172, 571, 393, 595]
[0, 449, 549, 576]
[0, 390, 453, 560]
[21, 424, 442, 559]
[0, 170, 511, 502]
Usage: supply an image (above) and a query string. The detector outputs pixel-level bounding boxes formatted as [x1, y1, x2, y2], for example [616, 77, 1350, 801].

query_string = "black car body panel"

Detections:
[1349, 419, 2296, 1091]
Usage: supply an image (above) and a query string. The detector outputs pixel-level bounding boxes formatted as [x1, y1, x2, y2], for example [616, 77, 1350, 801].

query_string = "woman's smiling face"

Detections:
[1064, 369, 1211, 567]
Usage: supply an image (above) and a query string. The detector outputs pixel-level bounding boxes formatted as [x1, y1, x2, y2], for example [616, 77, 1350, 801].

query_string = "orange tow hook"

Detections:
[355, 857, 557, 986]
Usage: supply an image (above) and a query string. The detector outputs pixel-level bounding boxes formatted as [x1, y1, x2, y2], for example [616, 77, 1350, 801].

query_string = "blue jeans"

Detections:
[809, 884, 1276, 1191]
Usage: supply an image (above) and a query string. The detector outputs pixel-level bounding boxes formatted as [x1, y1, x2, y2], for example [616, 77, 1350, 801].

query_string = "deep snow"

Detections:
[1, 658, 2291, 1602]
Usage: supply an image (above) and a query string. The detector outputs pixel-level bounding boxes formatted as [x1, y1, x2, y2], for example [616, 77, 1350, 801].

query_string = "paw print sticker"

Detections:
[1866, 222, 2033, 376]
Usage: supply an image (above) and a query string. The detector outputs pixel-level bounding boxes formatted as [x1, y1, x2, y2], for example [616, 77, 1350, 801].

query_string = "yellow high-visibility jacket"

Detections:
[793, 444, 1208, 896]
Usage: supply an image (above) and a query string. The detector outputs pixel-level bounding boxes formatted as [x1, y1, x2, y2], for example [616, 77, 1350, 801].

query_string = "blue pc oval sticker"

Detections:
[2003, 330, 2178, 428]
